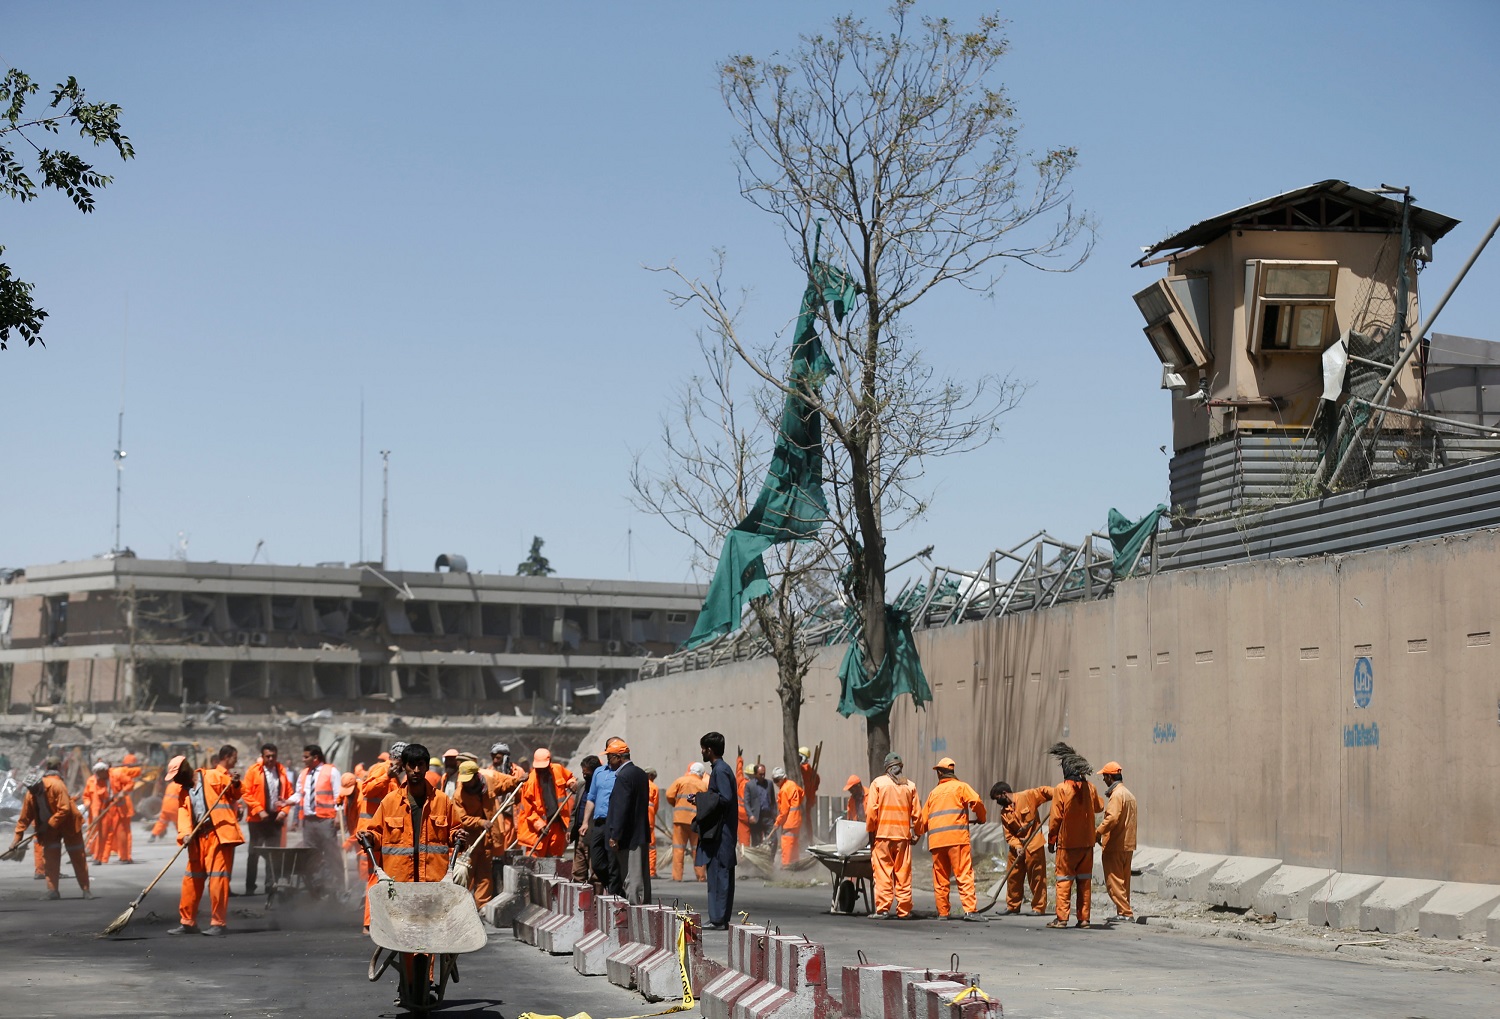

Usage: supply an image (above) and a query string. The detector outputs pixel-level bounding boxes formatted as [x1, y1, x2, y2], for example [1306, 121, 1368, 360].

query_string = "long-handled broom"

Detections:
[99, 781, 229, 937]
[1, 831, 36, 862]
[523, 798, 570, 859]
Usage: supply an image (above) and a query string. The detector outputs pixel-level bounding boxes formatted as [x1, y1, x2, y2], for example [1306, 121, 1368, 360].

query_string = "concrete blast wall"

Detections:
[606, 528, 1500, 884]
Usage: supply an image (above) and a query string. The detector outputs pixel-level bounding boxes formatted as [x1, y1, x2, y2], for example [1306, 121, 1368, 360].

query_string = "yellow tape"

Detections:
[951, 984, 994, 1004]
[517, 909, 697, 1019]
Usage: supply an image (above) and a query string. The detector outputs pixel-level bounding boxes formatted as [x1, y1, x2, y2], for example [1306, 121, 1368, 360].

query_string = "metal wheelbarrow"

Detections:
[807, 843, 875, 915]
[360, 842, 487, 1014]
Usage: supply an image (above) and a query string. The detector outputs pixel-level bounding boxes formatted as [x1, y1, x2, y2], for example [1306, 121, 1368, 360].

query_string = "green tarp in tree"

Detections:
[835, 603, 931, 719]
[683, 234, 857, 649]
[1107, 503, 1168, 577]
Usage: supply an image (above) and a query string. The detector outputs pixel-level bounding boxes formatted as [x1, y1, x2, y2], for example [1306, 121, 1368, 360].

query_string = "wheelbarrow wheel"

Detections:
[396, 952, 437, 1013]
[835, 878, 859, 915]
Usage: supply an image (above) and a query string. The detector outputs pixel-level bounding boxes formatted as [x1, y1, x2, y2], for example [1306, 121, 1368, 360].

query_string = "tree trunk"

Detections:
[778, 659, 802, 788]
[866, 712, 891, 782]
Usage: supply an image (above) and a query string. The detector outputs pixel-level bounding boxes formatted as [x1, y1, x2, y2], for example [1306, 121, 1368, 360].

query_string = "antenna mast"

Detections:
[359, 391, 366, 562]
[113, 298, 128, 554]
[380, 449, 391, 568]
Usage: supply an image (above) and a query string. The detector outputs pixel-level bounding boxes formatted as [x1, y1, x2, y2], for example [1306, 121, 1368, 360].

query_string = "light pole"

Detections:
[380, 450, 391, 568]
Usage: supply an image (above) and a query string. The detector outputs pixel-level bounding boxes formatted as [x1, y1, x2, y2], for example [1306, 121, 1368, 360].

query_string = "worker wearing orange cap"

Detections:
[110, 752, 142, 863]
[843, 775, 866, 821]
[1046, 743, 1104, 928]
[1095, 762, 1137, 920]
[338, 773, 361, 844]
[83, 762, 118, 864]
[922, 757, 987, 921]
[8, 758, 92, 900]
[990, 780, 1053, 914]
[517, 748, 574, 857]
[665, 762, 708, 880]
[866, 752, 920, 919]
[172, 746, 244, 935]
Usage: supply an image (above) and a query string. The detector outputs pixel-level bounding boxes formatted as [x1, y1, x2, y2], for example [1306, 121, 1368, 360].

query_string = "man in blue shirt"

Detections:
[585, 746, 618, 892]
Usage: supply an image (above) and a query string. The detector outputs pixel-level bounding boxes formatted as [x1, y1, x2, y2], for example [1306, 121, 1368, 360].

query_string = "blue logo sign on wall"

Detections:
[1353, 656, 1373, 709]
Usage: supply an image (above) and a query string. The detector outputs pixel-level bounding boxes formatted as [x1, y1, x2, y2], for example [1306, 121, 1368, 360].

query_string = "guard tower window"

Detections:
[1133, 276, 1212, 368]
[1247, 260, 1337, 353]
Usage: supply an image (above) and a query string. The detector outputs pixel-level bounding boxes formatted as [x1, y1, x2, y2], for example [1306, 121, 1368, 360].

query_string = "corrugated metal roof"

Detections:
[1140, 180, 1461, 260]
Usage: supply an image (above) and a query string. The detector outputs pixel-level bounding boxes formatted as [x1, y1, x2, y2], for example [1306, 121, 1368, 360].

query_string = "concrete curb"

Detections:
[1360, 877, 1443, 934]
[1144, 916, 1500, 974]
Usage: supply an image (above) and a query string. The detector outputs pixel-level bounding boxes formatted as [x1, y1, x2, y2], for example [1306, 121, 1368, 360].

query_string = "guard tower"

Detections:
[1132, 180, 1481, 519]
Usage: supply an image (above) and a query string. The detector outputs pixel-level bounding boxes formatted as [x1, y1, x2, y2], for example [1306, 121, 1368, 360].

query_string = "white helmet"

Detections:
[690, 762, 706, 776]
[771, 766, 786, 780]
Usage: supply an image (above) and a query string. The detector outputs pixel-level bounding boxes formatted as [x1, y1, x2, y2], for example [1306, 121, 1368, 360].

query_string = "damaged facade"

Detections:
[0, 557, 704, 716]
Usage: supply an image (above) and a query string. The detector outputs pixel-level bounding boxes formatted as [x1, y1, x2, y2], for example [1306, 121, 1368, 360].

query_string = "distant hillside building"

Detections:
[0, 557, 704, 715]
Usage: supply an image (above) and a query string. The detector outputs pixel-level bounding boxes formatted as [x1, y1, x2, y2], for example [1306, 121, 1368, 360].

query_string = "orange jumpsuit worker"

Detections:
[865, 752, 920, 918]
[8, 759, 93, 899]
[771, 766, 804, 866]
[646, 768, 661, 877]
[1046, 743, 1104, 928]
[83, 762, 118, 864]
[357, 740, 408, 930]
[360, 742, 465, 884]
[990, 780, 1053, 914]
[171, 746, 245, 936]
[110, 753, 142, 863]
[481, 742, 523, 851]
[665, 762, 708, 880]
[798, 747, 820, 839]
[734, 753, 752, 846]
[516, 748, 574, 858]
[922, 757, 987, 920]
[1095, 762, 1138, 920]
[454, 760, 498, 907]
[844, 775, 866, 821]
[151, 780, 182, 842]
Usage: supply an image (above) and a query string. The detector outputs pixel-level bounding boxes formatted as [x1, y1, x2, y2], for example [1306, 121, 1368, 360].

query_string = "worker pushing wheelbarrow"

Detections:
[357, 743, 487, 1014]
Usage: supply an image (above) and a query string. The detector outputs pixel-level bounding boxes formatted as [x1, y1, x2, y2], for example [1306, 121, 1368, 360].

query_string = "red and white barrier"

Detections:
[573, 893, 628, 976]
[839, 965, 984, 1019]
[537, 881, 597, 955]
[700, 923, 839, 1019]
[606, 904, 664, 989]
[905, 980, 1000, 1019]
[636, 907, 702, 1002]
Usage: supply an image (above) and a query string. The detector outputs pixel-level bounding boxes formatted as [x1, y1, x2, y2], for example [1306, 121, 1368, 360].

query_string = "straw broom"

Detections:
[99, 779, 229, 937]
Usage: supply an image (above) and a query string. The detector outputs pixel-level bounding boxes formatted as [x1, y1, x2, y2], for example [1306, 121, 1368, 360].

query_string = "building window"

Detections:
[1246, 259, 1338, 353]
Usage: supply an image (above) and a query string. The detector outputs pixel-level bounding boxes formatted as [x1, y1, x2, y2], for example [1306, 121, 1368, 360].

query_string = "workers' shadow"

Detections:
[379, 999, 504, 1018]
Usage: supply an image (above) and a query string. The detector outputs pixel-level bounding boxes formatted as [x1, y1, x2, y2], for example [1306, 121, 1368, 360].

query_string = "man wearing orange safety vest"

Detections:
[110, 753, 142, 863]
[665, 762, 707, 880]
[356, 741, 407, 930]
[797, 747, 820, 839]
[454, 760, 498, 907]
[865, 752, 920, 919]
[1046, 742, 1104, 928]
[922, 757, 987, 921]
[242, 742, 293, 896]
[644, 768, 662, 877]
[359, 742, 466, 887]
[990, 780, 1053, 915]
[843, 775, 866, 821]
[516, 748, 574, 857]
[83, 762, 118, 864]
[771, 766, 804, 866]
[8, 758, 93, 900]
[296, 744, 345, 899]
[171, 745, 244, 936]
[1095, 762, 1138, 921]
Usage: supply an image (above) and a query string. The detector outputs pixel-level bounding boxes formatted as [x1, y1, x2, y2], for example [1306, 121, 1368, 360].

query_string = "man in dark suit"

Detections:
[695, 731, 737, 929]
[604, 737, 652, 905]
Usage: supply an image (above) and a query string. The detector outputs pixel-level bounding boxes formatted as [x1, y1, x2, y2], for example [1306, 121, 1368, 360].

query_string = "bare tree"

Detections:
[662, 3, 1093, 777]
[632, 305, 842, 782]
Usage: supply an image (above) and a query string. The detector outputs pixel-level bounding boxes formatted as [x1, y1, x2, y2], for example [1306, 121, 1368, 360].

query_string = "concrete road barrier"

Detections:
[1360, 877, 1443, 933]
[513, 872, 564, 945]
[1417, 882, 1500, 940]
[537, 881, 596, 954]
[701, 923, 839, 1019]
[635, 907, 703, 1002]
[574, 893, 628, 976]
[605, 904, 664, 991]
[1204, 856, 1281, 909]
[1160, 852, 1227, 901]
[1488, 901, 1500, 946]
[840, 964, 982, 1019]
[1130, 847, 1179, 895]
[1252, 865, 1332, 919]
[1308, 873, 1383, 928]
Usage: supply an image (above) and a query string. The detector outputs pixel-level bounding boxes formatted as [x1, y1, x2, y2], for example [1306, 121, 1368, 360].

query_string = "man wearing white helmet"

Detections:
[665, 761, 708, 881]
[771, 765, 805, 866]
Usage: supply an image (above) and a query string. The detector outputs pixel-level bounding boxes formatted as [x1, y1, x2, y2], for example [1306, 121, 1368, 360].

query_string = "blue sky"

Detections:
[4, 1, 1497, 584]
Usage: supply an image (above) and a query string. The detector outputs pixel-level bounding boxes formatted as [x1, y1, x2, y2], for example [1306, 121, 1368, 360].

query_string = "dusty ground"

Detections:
[3, 831, 1497, 1018]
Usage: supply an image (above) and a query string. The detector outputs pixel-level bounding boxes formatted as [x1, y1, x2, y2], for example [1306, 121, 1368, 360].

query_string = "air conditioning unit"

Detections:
[606, 639, 623, 653]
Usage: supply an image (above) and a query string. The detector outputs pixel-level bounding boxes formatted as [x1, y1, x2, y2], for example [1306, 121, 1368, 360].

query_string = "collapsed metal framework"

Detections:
[640, 530, 1129, 678]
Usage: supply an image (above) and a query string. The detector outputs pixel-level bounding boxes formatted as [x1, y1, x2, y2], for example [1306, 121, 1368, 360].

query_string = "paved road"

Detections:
[4, 840, 1498, 1018]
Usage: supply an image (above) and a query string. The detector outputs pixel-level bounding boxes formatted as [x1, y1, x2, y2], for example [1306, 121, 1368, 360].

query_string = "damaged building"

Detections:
[0, 556, 704, 716]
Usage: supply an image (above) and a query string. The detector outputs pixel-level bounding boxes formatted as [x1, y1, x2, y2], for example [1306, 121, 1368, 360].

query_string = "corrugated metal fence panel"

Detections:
[1157, 451, 1500, 570]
